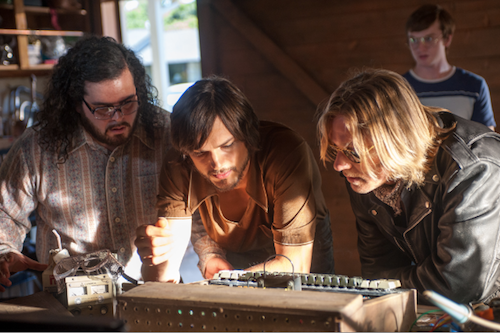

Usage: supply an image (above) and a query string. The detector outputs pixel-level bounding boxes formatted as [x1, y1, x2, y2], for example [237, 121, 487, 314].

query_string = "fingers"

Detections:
[0, 274, 12, 291]
[135, 219, 179, 261]
[204, 258, 233, 279]
[136, 224, 172, 238]
[138, 242, 175, 265]
[25, 259, 48, 272]
[136, 218, 191, 271]
[156, 217, 168, 228]
[0, 256, 12, 292]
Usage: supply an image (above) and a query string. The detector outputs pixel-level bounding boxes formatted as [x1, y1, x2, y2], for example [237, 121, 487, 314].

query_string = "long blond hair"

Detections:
[317, 68, 453, 187]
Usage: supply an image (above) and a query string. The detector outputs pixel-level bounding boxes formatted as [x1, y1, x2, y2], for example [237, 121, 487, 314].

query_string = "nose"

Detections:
[417, 40, 430, 50]
[333, 151, 352, 172]
[208, 150, 223, 169]
[111, 108, 125, 120]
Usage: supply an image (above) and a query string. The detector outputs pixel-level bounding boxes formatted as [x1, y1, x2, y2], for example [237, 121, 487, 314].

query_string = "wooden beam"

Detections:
[13, 0, 29, 70]
[210, 0, 329, 106]
[197, 0, 219, 76]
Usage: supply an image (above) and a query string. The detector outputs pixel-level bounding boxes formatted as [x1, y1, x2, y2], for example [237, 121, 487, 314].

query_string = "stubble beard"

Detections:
[80, 112, 138, 148]
[201, 152, 251, 193]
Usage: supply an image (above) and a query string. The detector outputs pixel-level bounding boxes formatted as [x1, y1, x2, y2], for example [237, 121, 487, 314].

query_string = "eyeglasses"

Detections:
[82, 96, 140, 120]
[329, 144, 362, 164]
[408, 35, 442, 48]
[329, 144, 375, 164]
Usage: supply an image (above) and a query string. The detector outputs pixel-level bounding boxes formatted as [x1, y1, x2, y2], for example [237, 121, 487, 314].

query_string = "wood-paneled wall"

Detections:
[197, 0, 500, 276]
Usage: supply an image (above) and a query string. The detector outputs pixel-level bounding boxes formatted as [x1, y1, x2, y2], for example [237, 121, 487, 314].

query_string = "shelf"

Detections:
[0, 64, 20, 71]
[0, 0, 102, 78]
[0, 67, 53, 78]
[0, 62, 54, 74]
[0, 4, 87, 15]
[0, 28, 84, 37]
[25, 63, 54, 70]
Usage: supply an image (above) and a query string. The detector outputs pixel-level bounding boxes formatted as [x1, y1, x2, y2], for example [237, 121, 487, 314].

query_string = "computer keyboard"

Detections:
[209, 270, 404, 297]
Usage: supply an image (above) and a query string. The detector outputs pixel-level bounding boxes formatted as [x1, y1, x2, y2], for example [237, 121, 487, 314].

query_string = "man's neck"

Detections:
[413, 61, 453, 80]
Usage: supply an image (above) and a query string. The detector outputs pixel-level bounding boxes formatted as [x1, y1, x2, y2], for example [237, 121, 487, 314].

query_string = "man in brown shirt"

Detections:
[136, 76, 334, 281]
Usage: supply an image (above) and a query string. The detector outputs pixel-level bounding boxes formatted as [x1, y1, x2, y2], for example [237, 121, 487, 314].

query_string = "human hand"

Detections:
[204, 257, 233, 279]
[135, 217, 191, 282]
[0, 252, 48, 292]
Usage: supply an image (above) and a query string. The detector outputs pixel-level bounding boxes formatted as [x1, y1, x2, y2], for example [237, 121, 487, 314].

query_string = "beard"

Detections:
[80, 112, 138, 149]
[200, 152, 251, 192]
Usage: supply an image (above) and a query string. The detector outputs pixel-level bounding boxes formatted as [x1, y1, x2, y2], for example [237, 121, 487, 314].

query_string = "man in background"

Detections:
[136, 76, 334, 281]
[0, 36, 171, 291]
[403, 4, 496, 131]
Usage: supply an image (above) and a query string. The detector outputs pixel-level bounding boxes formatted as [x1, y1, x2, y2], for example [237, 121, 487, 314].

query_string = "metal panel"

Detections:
[117, 282, 416, 332]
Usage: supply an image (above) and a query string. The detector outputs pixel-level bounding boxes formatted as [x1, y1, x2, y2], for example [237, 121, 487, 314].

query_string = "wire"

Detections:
[408, 308, 443, 332]
[52, 229, 62, 250]
[119, 267, 139, 285]
[424, 290, 500, 331]
[429, 314, 451, 332]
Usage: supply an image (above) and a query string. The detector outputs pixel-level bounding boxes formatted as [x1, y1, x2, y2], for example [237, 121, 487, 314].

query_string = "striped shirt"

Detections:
[0, 111, 170, 279]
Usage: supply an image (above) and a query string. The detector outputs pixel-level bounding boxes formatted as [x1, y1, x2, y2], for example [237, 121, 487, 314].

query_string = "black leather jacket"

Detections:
[347, 112, 500, 304]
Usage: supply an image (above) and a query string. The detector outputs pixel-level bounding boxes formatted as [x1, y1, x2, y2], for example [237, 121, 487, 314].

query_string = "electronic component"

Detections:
[210, 270, 403, 297]
[116, 281, 417, 332]
[65, 274, 115, 317]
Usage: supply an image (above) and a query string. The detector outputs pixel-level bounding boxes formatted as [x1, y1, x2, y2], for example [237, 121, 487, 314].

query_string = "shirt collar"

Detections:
[187, 153, 269, 213]
[67, 121, 154, 155]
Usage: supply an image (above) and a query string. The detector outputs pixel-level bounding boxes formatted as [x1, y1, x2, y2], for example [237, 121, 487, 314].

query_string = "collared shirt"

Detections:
[158, 121, 331, 272]
[0, 111, 170, 279]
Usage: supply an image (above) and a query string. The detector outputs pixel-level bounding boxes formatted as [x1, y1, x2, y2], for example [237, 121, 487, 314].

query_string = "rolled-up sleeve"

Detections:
[268, 141, 318, 246]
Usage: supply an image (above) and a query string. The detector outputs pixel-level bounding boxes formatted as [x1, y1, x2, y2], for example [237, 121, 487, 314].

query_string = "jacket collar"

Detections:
[187, 153, 269, 213]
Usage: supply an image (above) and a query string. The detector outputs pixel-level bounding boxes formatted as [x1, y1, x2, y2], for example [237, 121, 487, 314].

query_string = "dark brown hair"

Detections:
[171, 76, 260, 155]
[406, 4, 455, 39]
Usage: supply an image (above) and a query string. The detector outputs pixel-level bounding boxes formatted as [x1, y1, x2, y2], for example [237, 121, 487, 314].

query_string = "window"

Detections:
[119, 0, 201, 111]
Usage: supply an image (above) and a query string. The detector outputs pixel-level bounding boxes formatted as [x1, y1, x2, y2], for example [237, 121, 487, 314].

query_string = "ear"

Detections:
[443, 34, 453, 48]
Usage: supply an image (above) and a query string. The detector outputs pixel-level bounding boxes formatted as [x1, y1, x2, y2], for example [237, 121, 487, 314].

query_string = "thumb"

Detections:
[156, 217, 168, 228]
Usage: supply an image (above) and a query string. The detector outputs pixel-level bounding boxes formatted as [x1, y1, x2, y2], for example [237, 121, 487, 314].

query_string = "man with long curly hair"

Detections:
[0, 36, 171, 290]
[317, 68, 500, 304]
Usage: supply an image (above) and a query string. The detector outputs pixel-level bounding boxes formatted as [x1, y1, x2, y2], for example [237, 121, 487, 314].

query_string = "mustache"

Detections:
[106, 122, 131, 131]
[210, 167, 234, 175]
[341, 171, 362, 179]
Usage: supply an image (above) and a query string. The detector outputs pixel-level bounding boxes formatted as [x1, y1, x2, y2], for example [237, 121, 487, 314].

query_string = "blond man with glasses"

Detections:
[317, 68, 500, 305]
[403, 4, 496, 131]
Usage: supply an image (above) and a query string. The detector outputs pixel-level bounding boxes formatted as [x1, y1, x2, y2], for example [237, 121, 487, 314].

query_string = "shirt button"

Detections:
[371, 210, 377, 216]
[425, 202, 431, 209]
[111, 187, 117, 193]
[120, 247, 126, 253]
[114, 217, 121, 223]
[110, 157, 115, 162]
[432, 174, 439, 182]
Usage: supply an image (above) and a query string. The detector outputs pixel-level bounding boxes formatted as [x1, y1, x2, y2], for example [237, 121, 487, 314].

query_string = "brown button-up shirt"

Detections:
[158, 121, 330, 269]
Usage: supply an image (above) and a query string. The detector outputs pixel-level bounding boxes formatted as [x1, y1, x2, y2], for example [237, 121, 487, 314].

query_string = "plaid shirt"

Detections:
[0, 112, 170, 279]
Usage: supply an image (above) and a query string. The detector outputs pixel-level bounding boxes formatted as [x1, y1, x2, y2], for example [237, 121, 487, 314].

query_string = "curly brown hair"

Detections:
[34, 36, 163, 162]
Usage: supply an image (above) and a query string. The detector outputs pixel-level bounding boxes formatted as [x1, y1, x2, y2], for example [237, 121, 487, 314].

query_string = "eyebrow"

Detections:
[85, 93, 137, 107]
[408, 32, 439, 37]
